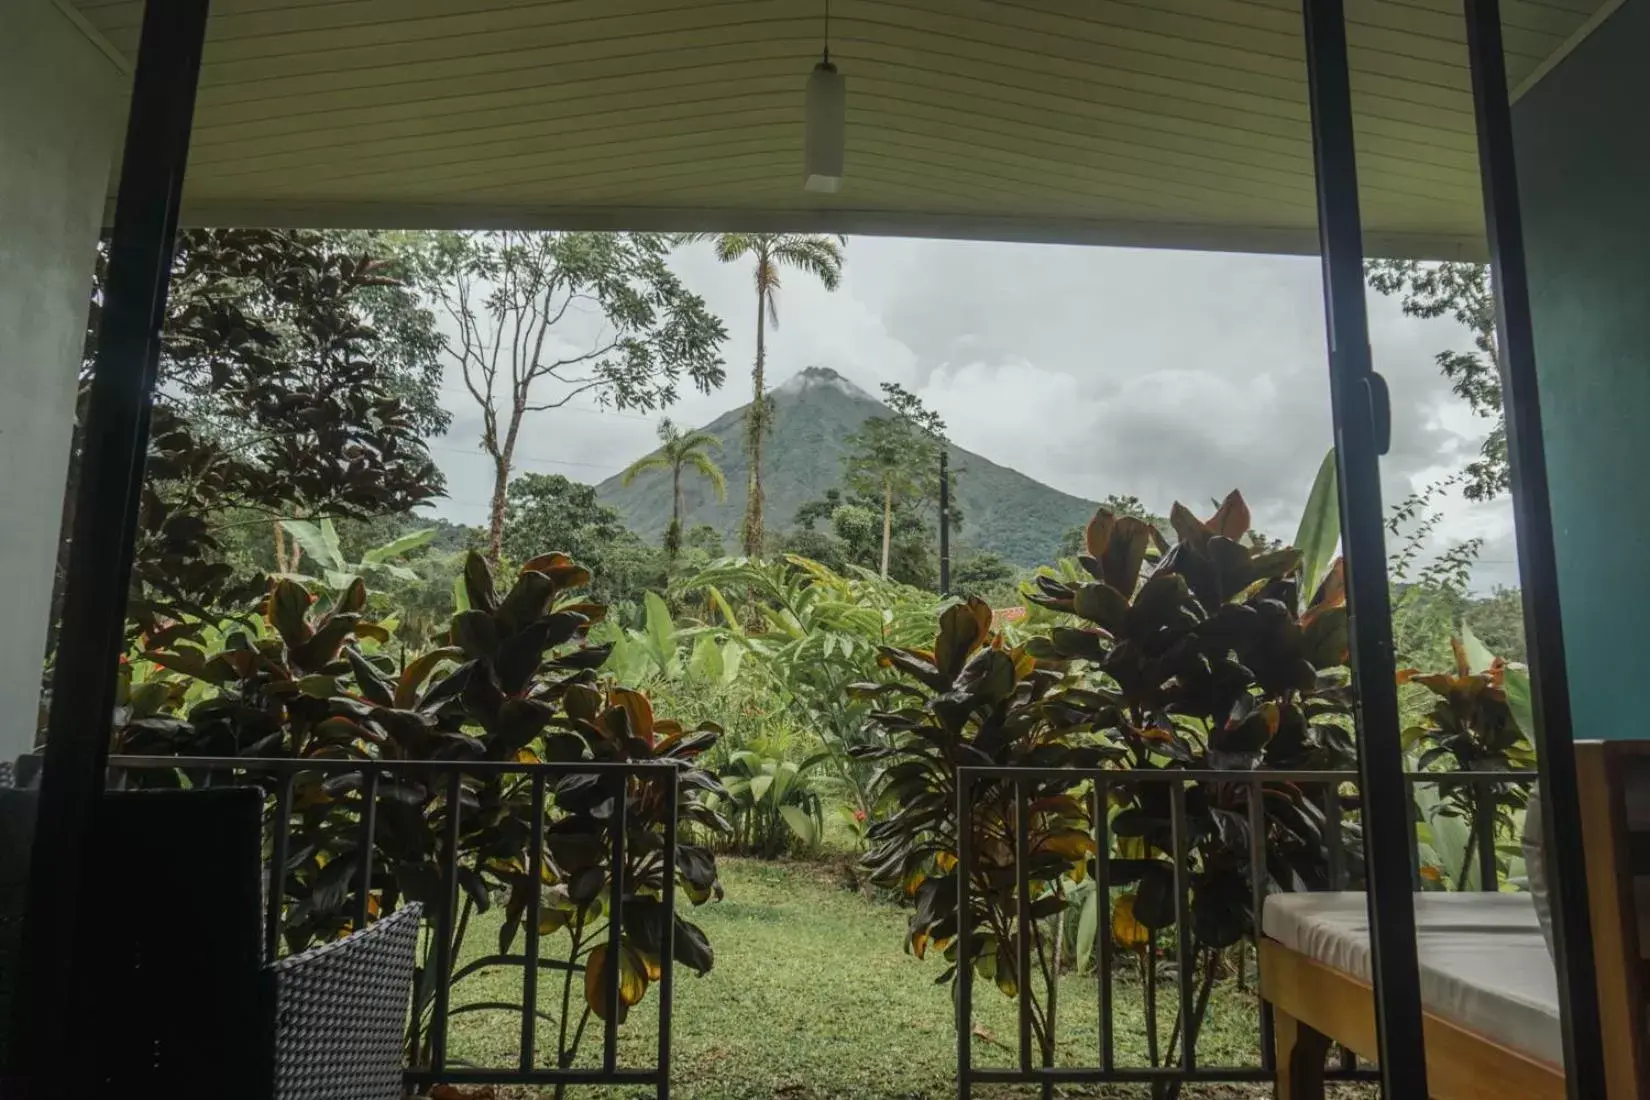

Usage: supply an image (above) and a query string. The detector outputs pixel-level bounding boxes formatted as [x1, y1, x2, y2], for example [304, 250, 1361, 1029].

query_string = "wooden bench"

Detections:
[1260, 741, 1648, 1099]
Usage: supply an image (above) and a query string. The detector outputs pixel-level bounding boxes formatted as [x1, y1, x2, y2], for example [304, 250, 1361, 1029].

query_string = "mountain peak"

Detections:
[597, 366, 1099, 565]
[774, 365, 877, 402]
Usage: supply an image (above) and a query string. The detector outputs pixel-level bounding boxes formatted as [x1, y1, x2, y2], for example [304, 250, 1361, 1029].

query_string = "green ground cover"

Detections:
[444, 858, 1298, 1100]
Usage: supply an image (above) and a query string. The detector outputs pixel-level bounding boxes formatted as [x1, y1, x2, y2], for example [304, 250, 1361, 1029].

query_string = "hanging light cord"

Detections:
[823, 0, 831, 64]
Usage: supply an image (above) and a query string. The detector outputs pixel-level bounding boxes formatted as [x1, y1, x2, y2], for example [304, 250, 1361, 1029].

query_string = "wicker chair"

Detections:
[267, 902, 422, 1100]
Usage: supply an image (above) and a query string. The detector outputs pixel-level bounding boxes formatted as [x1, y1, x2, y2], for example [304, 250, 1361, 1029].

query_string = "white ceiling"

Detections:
[67, 0, 1616, 258]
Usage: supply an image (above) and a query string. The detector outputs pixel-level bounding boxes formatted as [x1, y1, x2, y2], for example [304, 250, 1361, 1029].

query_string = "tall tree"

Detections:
[688, 233, 845, 556]
[499, 472, 664, 606]
[417, 231, 727, 563]
[71, 229, 446, 648]
[619, 417, 727, 559]
[843, 383, 946, 578]
[1366, 259, 1505, 499]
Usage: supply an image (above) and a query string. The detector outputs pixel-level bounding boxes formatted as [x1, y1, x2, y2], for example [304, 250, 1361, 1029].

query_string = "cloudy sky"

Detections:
[427, 236, 1521, 592]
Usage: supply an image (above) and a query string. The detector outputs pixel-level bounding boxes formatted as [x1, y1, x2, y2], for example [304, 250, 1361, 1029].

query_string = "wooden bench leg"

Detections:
[1274, 1006, 1330, 1100]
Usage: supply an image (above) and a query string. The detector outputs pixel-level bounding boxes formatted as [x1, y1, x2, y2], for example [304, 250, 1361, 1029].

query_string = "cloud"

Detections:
[426, 235, 1518, 591]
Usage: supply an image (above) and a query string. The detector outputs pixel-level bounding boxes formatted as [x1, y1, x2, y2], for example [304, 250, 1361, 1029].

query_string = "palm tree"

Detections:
[620, 417, 727, 559]
[686, 233, 845, 556]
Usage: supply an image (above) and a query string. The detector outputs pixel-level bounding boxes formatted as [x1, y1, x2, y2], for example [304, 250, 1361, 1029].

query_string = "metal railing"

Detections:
[955, 764, 1537, 1098]
[106, 754, 680, 1098]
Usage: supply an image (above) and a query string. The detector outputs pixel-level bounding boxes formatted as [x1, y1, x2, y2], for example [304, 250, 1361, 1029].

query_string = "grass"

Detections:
[438, 856, 1316, 1100]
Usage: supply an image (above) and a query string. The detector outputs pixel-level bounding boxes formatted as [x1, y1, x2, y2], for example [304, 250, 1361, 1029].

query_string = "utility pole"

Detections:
[938, 446, 951, 596]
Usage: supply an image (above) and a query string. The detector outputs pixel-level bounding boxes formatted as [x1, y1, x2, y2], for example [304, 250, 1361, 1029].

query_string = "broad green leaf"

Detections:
[1460, 623, 1496, 675]
[779, 805, 818, 846]
[771, 761, 798, 804]
[1293, 448, 1340, 613]
[1504, 665, 1535, 738]
[718, 640, 744, 687]
[1075, 886, 1099, 971]
[361, 527, 437, 565]
[644, 591, 679, 676]
[707, 585, 745, 637]
[281, 519, 345, 573]
[687, 635, 723, 683]
[749, 773, 774, 805]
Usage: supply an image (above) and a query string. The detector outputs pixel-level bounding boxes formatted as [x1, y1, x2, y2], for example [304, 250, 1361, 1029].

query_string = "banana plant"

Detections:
[600, 590, 744, 689]
[278, 517, 436, 592]
[716, 749, 829, 857]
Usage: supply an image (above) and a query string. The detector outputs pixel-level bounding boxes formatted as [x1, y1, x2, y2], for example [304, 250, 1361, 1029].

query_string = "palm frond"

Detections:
[685, 450, 729, 502]
[773, 235, 846, 292]
[676, 430, 723, 455]
[619, 450, 672, 486]
[714, 232, 763, 264]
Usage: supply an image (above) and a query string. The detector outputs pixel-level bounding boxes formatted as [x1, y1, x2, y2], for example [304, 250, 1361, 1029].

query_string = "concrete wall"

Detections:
[0, 2, 124, 760]
[1513, 0, 1648, 740]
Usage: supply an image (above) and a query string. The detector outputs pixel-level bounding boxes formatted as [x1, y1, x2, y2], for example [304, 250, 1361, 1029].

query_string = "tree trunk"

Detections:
[880, 479, 893, 578]
[487, 459, 509, 566]
[742, 276, 767, 557]
[273, 520, 288, 574]
[667, 463, 684, 559]
[486, 408, 524, 566]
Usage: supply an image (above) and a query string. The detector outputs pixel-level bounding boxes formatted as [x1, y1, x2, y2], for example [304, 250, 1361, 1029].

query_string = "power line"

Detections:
[428, 442, 618, 473]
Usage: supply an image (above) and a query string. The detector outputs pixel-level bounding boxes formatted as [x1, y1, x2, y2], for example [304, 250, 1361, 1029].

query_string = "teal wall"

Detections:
[1513, 0, 1648, 740]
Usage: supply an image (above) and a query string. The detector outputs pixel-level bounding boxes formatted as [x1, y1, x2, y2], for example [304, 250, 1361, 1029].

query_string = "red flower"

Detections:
[853, 809, 867, 822]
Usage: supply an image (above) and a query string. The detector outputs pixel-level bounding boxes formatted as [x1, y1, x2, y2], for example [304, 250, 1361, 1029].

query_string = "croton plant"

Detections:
[855, 491, 1356, 1068]
[117, 551, 728, 1069]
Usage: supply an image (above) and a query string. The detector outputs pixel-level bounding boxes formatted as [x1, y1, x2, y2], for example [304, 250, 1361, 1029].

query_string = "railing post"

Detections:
[1013, 778, 1032, 1076]
[354, 768, 379, 933]
[955, 769, 974, 1100]
[657, 767, 678, 1100]
[1093, 778, 1114, 1072]
[1169, 781, 1195, 1072]
[1301, 1, 1430, 1092]
[266, 772, 296, 959]
[521, 772, 547, 1072]
[430, 770, 464, 1074]
[1460, 1, 1604, 1092]
[1475, 780, 1499, 892]
[1246, 778, 1273, 1074]
[603, 771, 627, 1074]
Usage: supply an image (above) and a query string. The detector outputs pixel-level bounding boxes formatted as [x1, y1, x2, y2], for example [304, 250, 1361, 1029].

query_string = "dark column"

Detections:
[11, 0, 209, 1093]
[1462, 2, 1604, 1095]
[939, 447, 951, 596]
[1301, 1, 1429, 1095]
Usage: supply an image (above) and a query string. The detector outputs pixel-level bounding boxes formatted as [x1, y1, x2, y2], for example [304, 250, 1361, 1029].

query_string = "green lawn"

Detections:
[443, 858, 1291, 1099]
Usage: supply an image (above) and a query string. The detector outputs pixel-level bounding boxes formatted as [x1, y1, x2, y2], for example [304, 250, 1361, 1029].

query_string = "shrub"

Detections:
[126, 550, 728, 1073]
[857, 491, 1355, 1080]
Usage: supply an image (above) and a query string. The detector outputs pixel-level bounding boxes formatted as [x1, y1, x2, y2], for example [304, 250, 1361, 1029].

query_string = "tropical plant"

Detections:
[500, 473, 668, 608]
[413, 230, 728, 563]
[600, 590, 744, 691]
[277, 517, 436, 590]
[1399, 627, 1533, 890]
[126, 551, 729, 1083]
[684, 232, 845, 556]
[678, 554, 943, 817]
[852, 598, 1106, 1068]
[95, 230, 445, 653]
[859, 491, 1355, 1089]
[621, 418, 727, 559]
[716, 749, 830, 856]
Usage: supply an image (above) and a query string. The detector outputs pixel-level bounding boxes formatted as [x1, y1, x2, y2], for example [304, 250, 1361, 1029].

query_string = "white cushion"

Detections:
[1263, 891, 1559, 1065]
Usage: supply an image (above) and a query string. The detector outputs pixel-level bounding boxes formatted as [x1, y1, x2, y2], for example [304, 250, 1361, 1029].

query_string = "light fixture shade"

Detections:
[804, 60, 845, 193]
